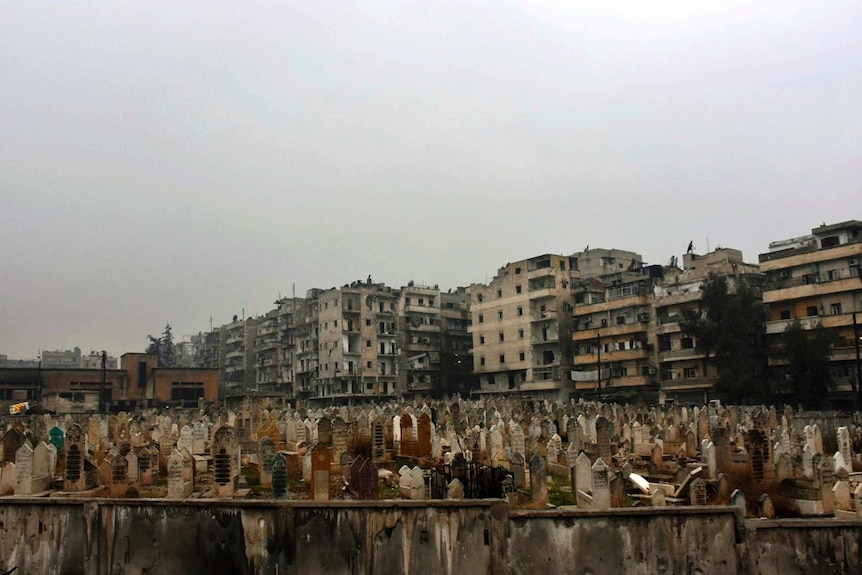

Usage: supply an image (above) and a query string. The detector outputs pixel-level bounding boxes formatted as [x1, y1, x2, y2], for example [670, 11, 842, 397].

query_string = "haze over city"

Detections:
[2, 1, 860, 359]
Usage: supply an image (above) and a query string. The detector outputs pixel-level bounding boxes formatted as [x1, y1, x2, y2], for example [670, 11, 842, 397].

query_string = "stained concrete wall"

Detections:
[745, 519, 862, 575]
[0, 499, 859, 575]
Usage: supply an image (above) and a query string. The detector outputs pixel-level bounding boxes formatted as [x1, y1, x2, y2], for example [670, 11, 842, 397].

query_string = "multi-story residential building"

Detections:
[41, 348, 82, 369]
[571, 264, 659, 402]
[399, 283, 443, 398]
[80, 351, 118, 370]
[314, 282, 400, 402]
[440, 287, 476, 397]
[295, 289, 321, 401]
[254, 308, 281, 391]
[274, 297, 304, 398]
[654, 248, 761, 404]
[219, 316, 258, 395]
[191, 330, 220, 369]
[759, 221, 862, 397]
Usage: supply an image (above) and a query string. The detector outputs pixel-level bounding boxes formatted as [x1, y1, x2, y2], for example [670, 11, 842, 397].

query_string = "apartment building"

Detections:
[655, 248, 762, 404]
[571, 263, 659, 401]
[759, 221, 862, 395]
[398, 283, 443, 397]
[440, 287, 476, 396]
[219, 316, 258, 395]
[312, 282, 400, 402]
[295, 289, 321, 400]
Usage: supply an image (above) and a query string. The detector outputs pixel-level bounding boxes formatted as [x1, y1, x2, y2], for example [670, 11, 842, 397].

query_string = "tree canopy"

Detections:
[776, 320, 836, 409]
[681, 273, 768, 403]
[146, 323, 176, 367]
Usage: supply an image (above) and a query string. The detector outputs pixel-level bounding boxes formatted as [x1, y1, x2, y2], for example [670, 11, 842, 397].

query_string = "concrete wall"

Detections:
[0, 499, 858, 575]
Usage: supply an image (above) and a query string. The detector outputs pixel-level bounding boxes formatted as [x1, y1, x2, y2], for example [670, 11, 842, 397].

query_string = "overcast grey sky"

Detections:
[1, 1, 860, 359]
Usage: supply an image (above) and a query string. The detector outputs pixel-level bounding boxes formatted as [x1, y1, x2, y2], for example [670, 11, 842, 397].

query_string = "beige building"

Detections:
[314, 282, 400, 402]
[398, 283, 443, 397]
[471, 249, 641, 400]
[654, 248, 762, 404]
[760, 221, 862, 396]
[571, 265, 658, 401]
[219, 316, 258, 395]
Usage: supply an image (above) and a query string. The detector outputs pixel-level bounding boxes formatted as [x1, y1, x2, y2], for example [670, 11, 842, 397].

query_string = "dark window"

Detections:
[807, 306, 818, 316]
[779, 310, 791, 320]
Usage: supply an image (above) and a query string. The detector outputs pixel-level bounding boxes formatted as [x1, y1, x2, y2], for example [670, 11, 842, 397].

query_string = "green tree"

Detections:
[681, 273, 768, 403]
[776, 320, 836, 409]
[145, 323, 176, 367]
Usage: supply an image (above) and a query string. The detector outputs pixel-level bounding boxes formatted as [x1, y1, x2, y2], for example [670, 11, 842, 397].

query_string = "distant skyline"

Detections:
[2, 2, 860, 359]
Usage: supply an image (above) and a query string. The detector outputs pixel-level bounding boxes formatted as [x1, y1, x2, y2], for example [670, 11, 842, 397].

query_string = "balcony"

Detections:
[765, 316, 822, 335]
[573, 322, 648, 340]
[528, 287, 555, 300]
[658, 348, 702, 361]
[763, 276, 862, 304]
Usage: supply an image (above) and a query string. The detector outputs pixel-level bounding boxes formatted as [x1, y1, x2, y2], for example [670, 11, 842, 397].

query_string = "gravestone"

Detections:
[212, 426, 239, 497]
[271, 453, 289, 500]
[689, 477, 708, 506]
[193, 422, 208, 455]
[510, 452, 526, 488]
[350, 455, 378, 500]
[417, 413, 432, 458]
[312, 446, 331, 501]
[258, 436, 276, 487]
[167, 449, 191, 498]
[372, 417, 386, 462]
[14, 443, 35, 495]
[591, 457, 611, 510]
[110, 453, 129, 497]
[138, 447, 153, 486]
[49, 426, 64, 452]
[530, 452, 548, 505]
[64, 423, 86, 492]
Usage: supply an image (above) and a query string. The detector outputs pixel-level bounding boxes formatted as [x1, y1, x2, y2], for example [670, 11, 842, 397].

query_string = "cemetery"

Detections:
[0, 395, 861, 573]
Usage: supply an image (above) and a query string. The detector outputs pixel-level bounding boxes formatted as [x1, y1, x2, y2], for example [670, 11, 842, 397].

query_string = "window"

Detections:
[684, 367, 697, 378]
[367, 382, 373, 390]
[821, 236, 840, 248]
[499, 354, 506, 364]
[517, 306, 523, 316]
[419, 298, 424, 305]
[479, 335, 485, 344]
[807, 306, 818, 317]
[367, 361, 373, 368]
[681, 337, 694, 349]
[779, 310, 791, 320]
[499, 332, 505, 342]
[333, 320, 338, 327]
[515, 267, 522, 275]
[616, 316, 626, 325]
[497, 289, 503, 298]
[831, 303, 842, 315]
[478, 314, 484, 323]
[516, 285, 522, 294]
[366, 340, 372, 348]
[480, 356, 485, 366]
[560, 261, 566, 270]
[498, 311, 503, 320]
[429, 298, 434, 306]
[519, 351, 525, 361]
[827, 269, 841, 281]
[518, 329, 524, 339]
[478, 294, 483, 302]
[405, 297, 411, 305]
[366, 319, 371, 326]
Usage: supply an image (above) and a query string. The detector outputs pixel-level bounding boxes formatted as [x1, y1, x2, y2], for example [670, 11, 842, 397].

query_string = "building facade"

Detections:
[759, 221, 862, 397]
